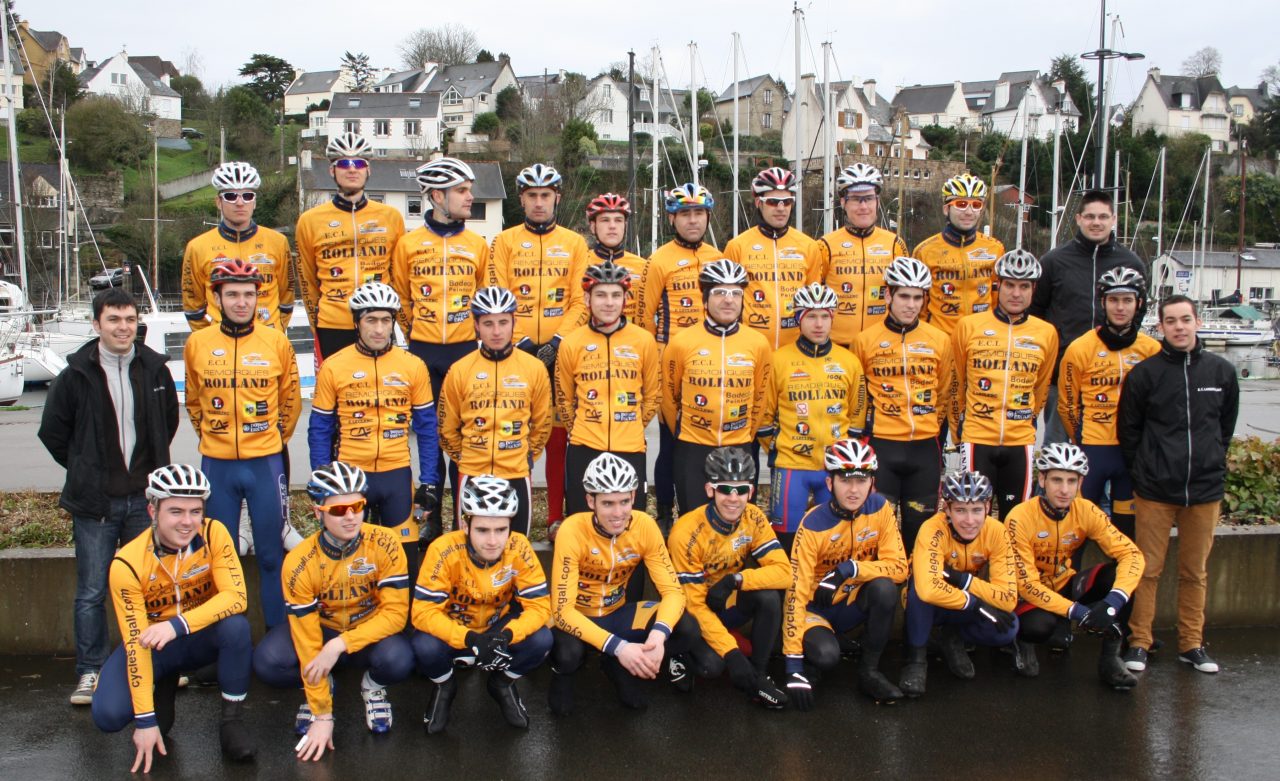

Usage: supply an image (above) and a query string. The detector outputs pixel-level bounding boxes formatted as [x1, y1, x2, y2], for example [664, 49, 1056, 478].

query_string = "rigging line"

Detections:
[697, 45, 751, 228]
[1127, 156, 1161, 252]
[653, 49, 698, 180]
[1166, 150, 1206, 256]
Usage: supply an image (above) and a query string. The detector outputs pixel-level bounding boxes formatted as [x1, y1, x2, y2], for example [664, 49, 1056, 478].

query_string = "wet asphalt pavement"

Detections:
[2, 627, 1277, 780]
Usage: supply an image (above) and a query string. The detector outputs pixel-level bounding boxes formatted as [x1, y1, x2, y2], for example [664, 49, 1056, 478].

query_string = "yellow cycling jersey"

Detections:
[391, 224, 490, 345]
[760, 339, 868, 470]
[295, 196, 405, 330]
[181, 223, 294, 331]
[1005, 496, 1145, 617]
[438, 347, 552, 478]
[309, 343, 435, 473]
[950, 310, 1058, 447]
[852, 317, 954, 442]
[282, 524, 409, 716]
[184, 323, 301, 460]
[661, 321, 773, 447]
[109, 519, 246, 727]
[816, 226, 908, 345]
[910, 512, 1017, 612]
[668, 503, 790, 658]
[590, 246, 647, 322]
[489, 223, 590, 345]
[912, 230, 1004, 337]
[411, 530, 551, 648]
[724, 225, 822, 348]
[555, 320, 660, 453]
[1058, 328, 1160, 446]
[637, 239, 723, 343]
[551, 510, 686, 654]
[783, 493, 908, 658]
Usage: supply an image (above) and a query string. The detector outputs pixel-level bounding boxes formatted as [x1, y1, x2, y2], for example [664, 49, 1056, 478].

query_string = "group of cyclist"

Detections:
[67, 128, 1239, 770]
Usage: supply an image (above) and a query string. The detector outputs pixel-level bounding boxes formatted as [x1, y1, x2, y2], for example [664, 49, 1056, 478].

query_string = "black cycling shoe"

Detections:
[1099, 639, 1138, 691]
[154, 673, 181, 736]
[939, 627, 975, 680]
[856, 662, 902, 704]
[219, 700, 256, 761]
[601, 656, 649, 710]
[1011, 641, 1040, 678]
[666, 654, 694, 693]
[1046, 618, 1075, 653]
[899, 646, 928, 698]
[487, 673, 530, 729]
[423, 676, 456, 735]
[548, 672, 575, 717]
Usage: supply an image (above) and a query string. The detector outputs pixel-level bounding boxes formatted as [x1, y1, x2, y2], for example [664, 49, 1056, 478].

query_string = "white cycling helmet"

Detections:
[752, 166, 798, 195]
[307, 461, 368, 503]
[824, 438, 878, 475]
[883, 257, 933, 290]
[515, 163, 562, 192]
[416, 157, 475, 192]
[994, 249, 1042, 281]
[792, 283, 839, 313]
[326, 131, 373, 161]
[1035, 443, 1090, 476]
[146, 464, 212, 502]
[941, 471, 994, 502]
[470, 286, 517, 317]
[698, 259, 749, 290]
[211, 161, 261, 192]
[583, 452, 639, 493]
[460, 475, 520, 518]
[348, 282, 400, 317]
[836, 162, 883, 195]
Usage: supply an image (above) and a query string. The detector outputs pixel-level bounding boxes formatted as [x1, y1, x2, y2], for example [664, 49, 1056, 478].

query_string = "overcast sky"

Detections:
[30, 0, 1276, 105]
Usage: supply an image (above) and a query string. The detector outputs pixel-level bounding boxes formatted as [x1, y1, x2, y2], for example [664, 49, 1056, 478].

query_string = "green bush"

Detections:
[1224, 436, 1280, 521]
[472, 112, 499, 135]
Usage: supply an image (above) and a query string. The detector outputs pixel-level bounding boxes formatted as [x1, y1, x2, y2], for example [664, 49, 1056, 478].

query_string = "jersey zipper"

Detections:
[490, 355, 500, 471]
[232, 334, 241, 460]
[718, 330, 727, 447]
[1182, 353, 1192, 506]
[536, 232, 545, 345]
[604, 331, 613, 452]
[605, 532, 618, 618]
[900, 330, 916, 440]
[441, 236, 451, 343]
[351, 206, 361, 295]
[999, 318, 1012, 445]
[373, 353, 383, 471]
[771, 233, 781, 346]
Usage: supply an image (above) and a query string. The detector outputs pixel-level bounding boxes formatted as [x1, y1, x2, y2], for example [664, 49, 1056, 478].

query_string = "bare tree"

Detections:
[181, 48, 204, 79]
[398, 24, 479, 69]
[1182, 46, 1223, 78]
[1262, 63, 1280, 96]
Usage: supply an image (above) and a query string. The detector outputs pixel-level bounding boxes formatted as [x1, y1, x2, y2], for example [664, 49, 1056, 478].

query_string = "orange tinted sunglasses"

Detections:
[318, 499, 367, 516]
[949, 198, 984, 210]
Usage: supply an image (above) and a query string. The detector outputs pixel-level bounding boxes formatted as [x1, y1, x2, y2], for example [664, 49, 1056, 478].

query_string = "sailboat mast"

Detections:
[732, 32, 740, 238]
[689, 42, 698, 188]
[651, 46, 660, 255]
[1200, 147, 1211, 301]
[2, 9, 27, 292]
[1050, 108, 1062, 249]
[1016, 97, 1030, 249]
[1156, 146, 1166, 259]
[822, 42, 833, 235]
[793, 3, 804, 233]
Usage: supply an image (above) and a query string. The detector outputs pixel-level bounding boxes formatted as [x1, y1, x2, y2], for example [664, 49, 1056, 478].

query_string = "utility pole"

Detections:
[1237, 137, 1247, 295]
[1082, 0, 1143, 190]
[793, 3, 804, 232]
[627, 50, 636, 251]
[689, 42, 698, 188]
[732, 32, 740, 237]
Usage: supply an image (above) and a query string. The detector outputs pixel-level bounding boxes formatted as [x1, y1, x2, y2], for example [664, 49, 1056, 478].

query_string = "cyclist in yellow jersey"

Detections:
[555, 260, 660, 528]
[490, 163, 589, 532]
[661, 259, 772, 521]
[548, 454, 699, 715]
[951, 250, 1057, 519]
[308, 283, 439, 581]
[413, 476, 552, 733]
[783, 439, 908, 708]
[638, 182, 722, 528]
[852, 257, 954, 549]
[1057, 268, 1158, 541]
[818, 163, 909, 344]
[182, 161, 293, 332]
[899, 472, 1018, 698]
[725, 167, 821, 349]
[668, 448, 789, 708]
[296, 133, 405, 360]
[912, 172, 1003, 336]
[760, 283, 867, 549]
[253, 462, 415, 756]
[91, 465, 255, 771]
[438, 286, 552, 536]
[585, 193, 646, 321]
[1005, 444, 1145, 690]
[183, 259, 300, 627]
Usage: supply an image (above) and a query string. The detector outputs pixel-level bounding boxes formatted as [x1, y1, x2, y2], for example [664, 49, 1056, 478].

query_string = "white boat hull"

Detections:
[0, 354, 23, 405]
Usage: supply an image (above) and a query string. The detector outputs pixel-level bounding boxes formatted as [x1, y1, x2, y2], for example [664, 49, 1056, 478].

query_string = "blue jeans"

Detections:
[203, 453, 287, 627]
[73, 494, 151, 675]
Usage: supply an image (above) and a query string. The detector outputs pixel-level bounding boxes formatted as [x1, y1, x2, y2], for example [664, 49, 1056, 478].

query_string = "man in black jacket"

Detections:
[1116, 295, 1238, 676]
[1030, 191, 1145, 443]
[37, 289, 180, 705]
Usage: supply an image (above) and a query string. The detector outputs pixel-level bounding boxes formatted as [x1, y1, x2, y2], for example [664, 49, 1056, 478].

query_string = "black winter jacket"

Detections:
[1116, 338, 1239, 506]
[37, 339, 179, 518]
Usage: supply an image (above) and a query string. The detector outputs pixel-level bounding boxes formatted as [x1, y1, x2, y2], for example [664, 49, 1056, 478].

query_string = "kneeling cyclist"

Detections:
[413, 475, 552, 733]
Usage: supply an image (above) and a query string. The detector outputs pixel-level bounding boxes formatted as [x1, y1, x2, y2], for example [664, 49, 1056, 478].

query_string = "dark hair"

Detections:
[1158, 294, 1198, 321]
[1078, 190, 1114, 214]
[92, 288, 138, 321]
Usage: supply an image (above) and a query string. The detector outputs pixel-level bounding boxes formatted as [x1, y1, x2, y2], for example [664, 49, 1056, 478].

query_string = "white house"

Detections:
[0, 48, 25, 116]
[1130, 68, 1232, 151]
[1151, 248, 1280, 304]
[969, 71, 1080, 139]
[325, 92, 442, 158]
[78, 51, 182, 135]
[299, 153, 508, 242]
[285, 68, 355, 116]
[784, 75, 930, 170]
[424, 61, 517, 142]
[891, 81, 974, 131]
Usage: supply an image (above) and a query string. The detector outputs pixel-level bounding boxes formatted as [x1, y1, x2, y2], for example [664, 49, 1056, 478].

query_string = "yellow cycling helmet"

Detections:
[941, 172, 987, 201]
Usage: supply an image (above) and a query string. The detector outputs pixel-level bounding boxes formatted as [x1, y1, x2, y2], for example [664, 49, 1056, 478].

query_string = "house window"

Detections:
[764, 89, 774, 105]
[1180, 94, 1191, 109]
[1233, 104, 1243, 116]
[40, 231, 54, 248]
[374, 119, 391, 136]
[374, 148, 389, 158]
[345, 120, 360, 134]
[443, 88, 462, 106]
[409, 98, 421, 109]
[468, 202, 487, 221]
[1181, 116, 1191, 129]
[347, 97, 361, 108]
[405, 119, 420, 136]
[640, 88, 650, 102]
[603, 83, 612, 98]
[444, 114, 464, 125]
[408, 198, 423, 217]
[762, 113, 772, 129]
[312, 115, 324, 128]
[932, 114, 940, 125]
[0, 229, 13, 247]
[369, 193, 385, 203]
[602, 109, 613, 123]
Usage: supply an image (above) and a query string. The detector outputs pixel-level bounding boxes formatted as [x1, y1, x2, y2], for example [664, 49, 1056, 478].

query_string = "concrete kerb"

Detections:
[2, 527, 1276, 656]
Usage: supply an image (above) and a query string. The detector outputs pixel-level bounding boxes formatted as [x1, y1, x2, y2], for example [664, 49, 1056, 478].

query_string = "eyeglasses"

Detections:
[334, 158, 369, 170]
[761, 196, 795, 207]
[714, 484, 753, 496]
[843, 194, 878, 205]
[948, 199, 984, 211]
[317, 499, 367, 516]
[709, 287, 744, 299]
[219, 191, 257, 203]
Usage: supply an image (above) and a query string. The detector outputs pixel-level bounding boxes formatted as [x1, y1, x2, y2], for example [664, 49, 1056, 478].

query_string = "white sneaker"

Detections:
[294, 702, 313, 736]
[362, 687, 393, 733]
[69, 672, 98, 705]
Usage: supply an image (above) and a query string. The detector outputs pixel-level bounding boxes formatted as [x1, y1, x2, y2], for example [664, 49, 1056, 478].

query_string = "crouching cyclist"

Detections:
[1005, 443, 1145, 690]
[548, 453, 700, 715]
[413, 475, 552, 733]
[668, 447, 790, 708]
[783, 439, 908, 709]
[253, 462, 414, 760]
[899, 471, 1018, 697]
[92, 464, 255, 771]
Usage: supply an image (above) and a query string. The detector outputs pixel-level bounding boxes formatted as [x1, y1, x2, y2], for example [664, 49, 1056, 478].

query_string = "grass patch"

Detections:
[0, 405, 31, 411]
[122, 141, 214, 199]
[0, 126, 57, 164]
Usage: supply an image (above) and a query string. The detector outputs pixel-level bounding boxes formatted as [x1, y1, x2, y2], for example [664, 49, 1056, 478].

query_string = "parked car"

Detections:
[181, 127, 204, 139]
[89, 267, 126, 290]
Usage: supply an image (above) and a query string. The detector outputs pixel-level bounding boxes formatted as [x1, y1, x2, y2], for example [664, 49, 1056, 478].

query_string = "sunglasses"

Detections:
[844, 194, 878, 205]
[714, 484, 753, 496]
[317, 499, 367, 516]
[709, 287, 744, 299]
[219, 191, 257, 203]
[948, 199, 984, 211]
[334, 158, 369, 170]
[761, 196, 795, 207]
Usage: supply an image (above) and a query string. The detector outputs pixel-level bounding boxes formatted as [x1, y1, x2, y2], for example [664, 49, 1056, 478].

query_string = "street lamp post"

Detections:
[1081, 0, 1144, 190]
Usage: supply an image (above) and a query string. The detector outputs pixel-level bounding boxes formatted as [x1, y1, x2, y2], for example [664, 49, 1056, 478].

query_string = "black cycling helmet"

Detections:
[583, 260, 632, 292]
[704, 447, 757, 483]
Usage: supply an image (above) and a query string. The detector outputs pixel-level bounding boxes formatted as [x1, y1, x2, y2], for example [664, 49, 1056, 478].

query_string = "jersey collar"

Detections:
[702, 317, 739, 337]
[673, 235, 703, 251]
[756, 221, 788, 241]
[993, 306, 1029, 326]
[355, 338, 394, 358]
[883, 313, 919, 334]
[941, 223, 977, 248]
[795, 335, 832, 358]
[219, 318, 255, 338]
[592, 243, 625, 261]
[704, 503, 740, 536]
[591, 514, 632, 540]
[319, 528, 363, 559]
[523, 217, 557, 235]
[218, 221, 259, 243]
[425, 210, 466, 237]
[332, 193, 369, 212]
[845, 224, 875, 239]
[479, 342, 515, 362]
[589, 315, 626, 335]
[1037, 496, 1070, 522]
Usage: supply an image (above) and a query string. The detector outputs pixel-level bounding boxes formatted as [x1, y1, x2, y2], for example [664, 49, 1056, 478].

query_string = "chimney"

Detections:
[1148, 67, 1161, 84]
[863, 79, 877, 106]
